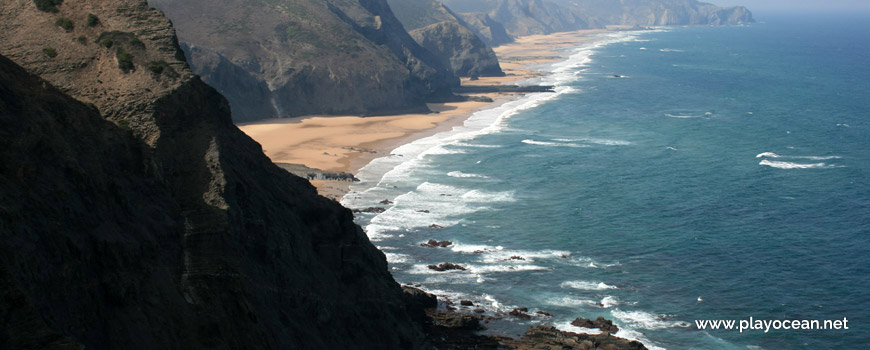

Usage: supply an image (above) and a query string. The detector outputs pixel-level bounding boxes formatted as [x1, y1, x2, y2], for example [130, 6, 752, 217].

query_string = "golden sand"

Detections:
[238, 29, 612, 199]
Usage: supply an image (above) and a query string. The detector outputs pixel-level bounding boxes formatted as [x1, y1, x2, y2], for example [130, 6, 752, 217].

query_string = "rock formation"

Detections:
[0, 1, 425, 348]
[387, 0, 504, 77]
[148, 0, 458, 122]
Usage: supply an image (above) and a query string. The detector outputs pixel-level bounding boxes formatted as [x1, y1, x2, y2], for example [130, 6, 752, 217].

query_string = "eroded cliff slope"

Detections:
[148, 0, 457, 122]
[0, 1, 424, 348]
[388, 0, 503, 77]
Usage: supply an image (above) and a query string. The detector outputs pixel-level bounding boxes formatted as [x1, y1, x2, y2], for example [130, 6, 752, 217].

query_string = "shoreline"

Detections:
[238, 28, 615, 200]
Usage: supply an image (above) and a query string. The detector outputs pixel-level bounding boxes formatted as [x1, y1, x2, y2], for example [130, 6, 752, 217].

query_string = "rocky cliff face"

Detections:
[489, 0, 603, 37]
[410, 21, 504, 77]
[0, 1, 425, 348]
[454, 12, 514, 47]
[388, 0, 503, 77]
[147, 0, 456, 122]
[443, 0, 603, 37]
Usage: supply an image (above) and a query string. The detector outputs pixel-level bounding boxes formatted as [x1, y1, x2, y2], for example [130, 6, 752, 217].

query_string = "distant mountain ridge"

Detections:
[442, 0, 753, 39]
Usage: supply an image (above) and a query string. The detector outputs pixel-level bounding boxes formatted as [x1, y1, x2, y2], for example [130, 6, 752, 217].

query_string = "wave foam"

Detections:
[522, 139, 588, 148]
[554, 138, 632, 146]
[611, 309, 691, 330]
[560, 280, 618, 290]
[447, 171, 490, 179]
[759, 160, 834, 169]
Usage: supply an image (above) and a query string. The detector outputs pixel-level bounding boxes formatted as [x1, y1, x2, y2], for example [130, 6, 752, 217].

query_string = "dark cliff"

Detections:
[148, 0, 457, 122]
[387, 0, 504, 77]
[0, 0, 425, 348]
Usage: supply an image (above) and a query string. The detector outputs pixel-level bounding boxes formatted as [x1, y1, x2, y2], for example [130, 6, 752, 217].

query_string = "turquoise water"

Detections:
[344, 15, 870, 349]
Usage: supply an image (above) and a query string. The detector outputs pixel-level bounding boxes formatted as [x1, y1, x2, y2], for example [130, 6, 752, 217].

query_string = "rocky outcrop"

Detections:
[387, 0, 503, 77]
[571, 316, 620, 334]
[410, 21, 504, 77]
[148, 0, 457, 122]
[454, 12, 514, 46]
[503, 325, 648, 350]
[0, 1, 426, 348]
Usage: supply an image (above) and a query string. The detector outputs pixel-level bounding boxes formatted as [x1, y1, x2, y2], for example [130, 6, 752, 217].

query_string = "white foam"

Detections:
[600, 296, 620, 308]
[466, 264, 551, 273]
[450, 243, 503, 254]
[554, 138, 633, 146]
[560, 281, 619, 291]
[665, 113, 697, 119]
[522, 139, 588, 148]
[660, 48, 684, 52]
[611, 309, 691, 330]
[759, 160, 835, 169]
[447, 171, 491, 179]
[361, 182, 516, 240]
[755, 152, 781, 158]
[384, 252, 410, 264]
[478, 249, 571, 263]
[554, 321, 604, 335]
[546, 296, 600, 307]
[756, 152, 841, 161]
[452, 142, 502, 148]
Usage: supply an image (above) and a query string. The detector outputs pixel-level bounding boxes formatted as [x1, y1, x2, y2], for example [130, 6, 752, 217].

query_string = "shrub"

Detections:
[87, 14, 99, 27]
[77, 35, 87, 44]
[116, 118, 131, 130]
[147, 61, 164, 74]
[128, 37, 145, 49]
[116, 47, 134, 73]
[100, 39, 113, 48]
[55, 17, 74, 32]
[33, 0, 63, 12]
[42, 47, 58, 58]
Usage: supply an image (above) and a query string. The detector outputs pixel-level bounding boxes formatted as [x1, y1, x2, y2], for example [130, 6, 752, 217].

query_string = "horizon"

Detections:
[708, 0, 870, 13]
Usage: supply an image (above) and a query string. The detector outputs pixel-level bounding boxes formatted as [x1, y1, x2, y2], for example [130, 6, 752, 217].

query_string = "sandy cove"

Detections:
[238, 28, 612, 200]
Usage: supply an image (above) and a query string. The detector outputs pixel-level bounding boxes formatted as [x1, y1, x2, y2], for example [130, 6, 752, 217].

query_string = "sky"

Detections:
[710, 0, 870, 13]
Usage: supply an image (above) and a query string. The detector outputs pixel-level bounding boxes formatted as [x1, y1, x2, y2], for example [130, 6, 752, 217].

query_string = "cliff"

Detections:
[388, 0, 504, 77]
[453, 12, 514, 47]
[147, 0, 457, 122]
[443, 0, 603, 37]
[0, 1, 426, 348]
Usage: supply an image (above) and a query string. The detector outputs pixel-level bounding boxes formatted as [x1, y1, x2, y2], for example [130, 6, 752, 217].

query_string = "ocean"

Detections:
[342, 14, 870, 349]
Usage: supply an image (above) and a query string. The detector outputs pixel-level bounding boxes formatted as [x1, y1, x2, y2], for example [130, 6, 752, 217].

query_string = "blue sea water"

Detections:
[343, 14, 870, 349]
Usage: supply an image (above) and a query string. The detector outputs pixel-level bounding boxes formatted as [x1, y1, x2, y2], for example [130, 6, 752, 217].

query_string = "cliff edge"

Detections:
[0, 0, 424, 348]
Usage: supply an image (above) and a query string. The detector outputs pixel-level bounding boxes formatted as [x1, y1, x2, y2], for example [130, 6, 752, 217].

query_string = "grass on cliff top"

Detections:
[34, 0, 63, 12]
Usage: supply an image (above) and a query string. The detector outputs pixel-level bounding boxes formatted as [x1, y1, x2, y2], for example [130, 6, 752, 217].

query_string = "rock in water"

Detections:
[428, 263, 467, 271]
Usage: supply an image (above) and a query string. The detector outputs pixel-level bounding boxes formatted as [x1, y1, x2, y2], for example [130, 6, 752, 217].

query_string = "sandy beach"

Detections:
[238, 29, 612, 200]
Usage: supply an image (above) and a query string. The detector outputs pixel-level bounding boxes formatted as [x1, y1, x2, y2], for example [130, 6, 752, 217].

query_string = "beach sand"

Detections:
[238, 29, 612, 200]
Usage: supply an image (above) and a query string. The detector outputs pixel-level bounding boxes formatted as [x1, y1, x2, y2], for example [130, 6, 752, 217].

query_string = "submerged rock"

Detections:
[421, 239, 453, 247]
[427, 263, 467, 271]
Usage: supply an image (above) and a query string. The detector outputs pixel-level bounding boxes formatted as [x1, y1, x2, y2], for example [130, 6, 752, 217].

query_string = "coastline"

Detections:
[238, 28, 613, 200]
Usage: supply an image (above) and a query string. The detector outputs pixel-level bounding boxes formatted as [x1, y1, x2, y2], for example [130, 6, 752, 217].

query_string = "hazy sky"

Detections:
[710, 0, 870, 12]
